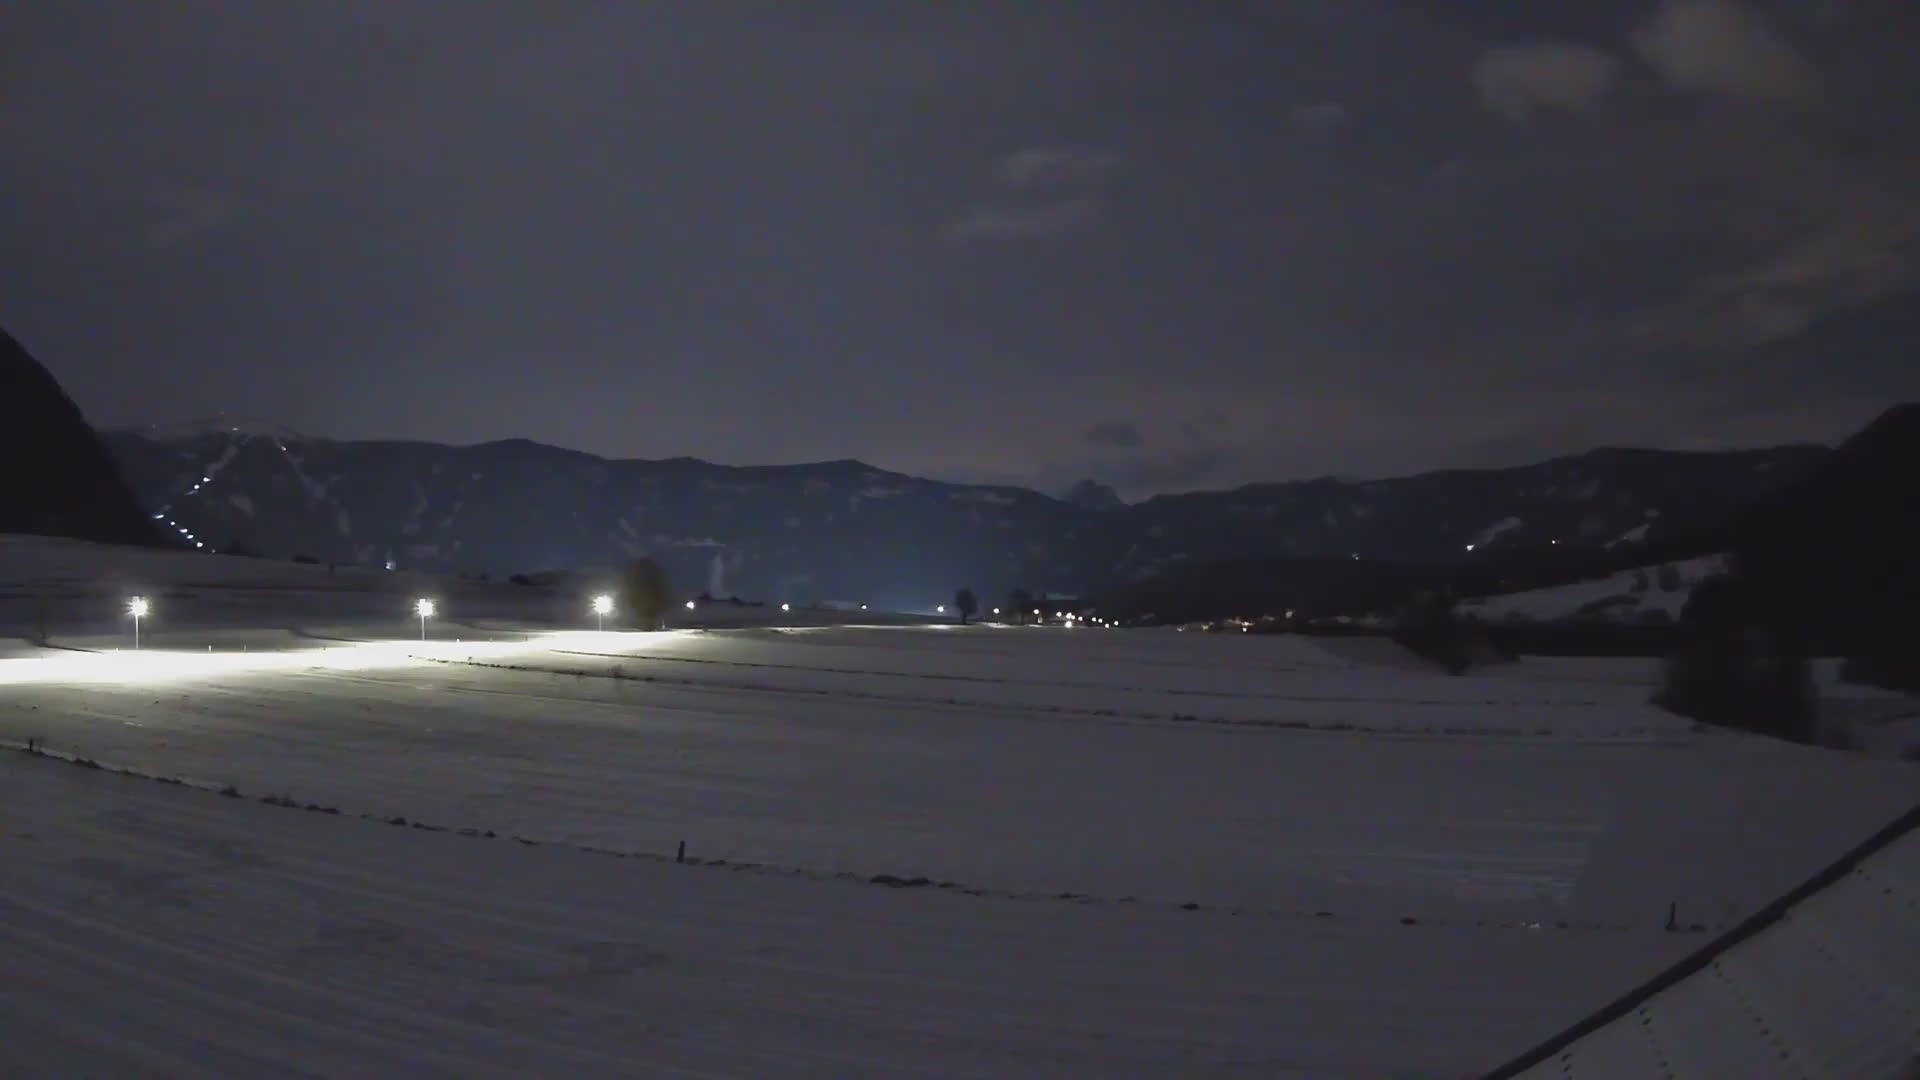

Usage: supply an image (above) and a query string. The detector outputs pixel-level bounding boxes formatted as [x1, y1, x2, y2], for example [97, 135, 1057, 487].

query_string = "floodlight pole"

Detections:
[419, 611, 427, 641]
[133, 612, 142, 650]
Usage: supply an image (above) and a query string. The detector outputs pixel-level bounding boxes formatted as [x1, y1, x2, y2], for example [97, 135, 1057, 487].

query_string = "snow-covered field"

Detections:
[2, 536, 1915, 1076]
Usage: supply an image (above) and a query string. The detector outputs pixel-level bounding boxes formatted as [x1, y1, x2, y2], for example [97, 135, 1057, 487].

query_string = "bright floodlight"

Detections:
[127, 597, 150, 618]
[781, 602, 791, 612]
[415, 598, 436, 618]
[685, 599, 696, 610]
[937, 605, 946, 613]
[591, 595, 614, 615]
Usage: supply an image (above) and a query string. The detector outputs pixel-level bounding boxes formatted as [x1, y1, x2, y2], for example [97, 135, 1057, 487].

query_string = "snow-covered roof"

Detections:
[1491, 804, 1920, 1079]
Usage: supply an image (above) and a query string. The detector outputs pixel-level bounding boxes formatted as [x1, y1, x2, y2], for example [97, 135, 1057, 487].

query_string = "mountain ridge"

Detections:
[103, 422, 1830, 606]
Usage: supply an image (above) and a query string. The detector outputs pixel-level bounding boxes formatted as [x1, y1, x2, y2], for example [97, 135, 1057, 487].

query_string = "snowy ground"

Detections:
[2, 536, 1915, 1076]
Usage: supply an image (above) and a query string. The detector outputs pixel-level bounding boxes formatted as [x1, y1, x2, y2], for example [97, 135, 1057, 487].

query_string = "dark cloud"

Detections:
[1633, 0, 1819, 103]
[1082, 419, 1146, 448]
[1, 1, 1915, 497]
[141, 187, 246, 249]
[1473, 44, 1621, 123]
[1108, 447, 1235, 495]
[946, 146, 1119, 243]
[1292, 102, 1351, 138]
[997, 147, 1121, 191]
[943, 199, 1103, 244]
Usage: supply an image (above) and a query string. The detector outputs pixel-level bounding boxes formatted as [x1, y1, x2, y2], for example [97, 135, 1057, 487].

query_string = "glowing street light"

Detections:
[591, 594, 614, 631]
[781, 602, 791, 612]
[415, 598, 436, 640]
[127, 596, 149, 649]
[685, 599, 696, 611]
[937, 605, 946, 614]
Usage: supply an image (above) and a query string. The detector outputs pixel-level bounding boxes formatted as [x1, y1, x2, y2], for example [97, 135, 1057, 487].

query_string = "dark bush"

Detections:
[1392, 589, 1473, 675]
[621, 558, 672, 630]
[1839, 649, 1920, 694]
[1654, 573, 1817, 744]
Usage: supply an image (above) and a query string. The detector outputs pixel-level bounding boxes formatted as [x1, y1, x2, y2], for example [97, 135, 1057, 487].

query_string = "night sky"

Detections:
[5, 1, 1918, 499]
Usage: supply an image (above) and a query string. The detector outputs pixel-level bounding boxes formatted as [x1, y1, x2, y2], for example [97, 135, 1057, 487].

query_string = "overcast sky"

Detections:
[4, 1, 1918, 498]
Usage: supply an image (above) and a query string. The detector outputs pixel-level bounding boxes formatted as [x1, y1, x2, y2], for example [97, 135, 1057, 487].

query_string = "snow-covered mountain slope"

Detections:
[1460, 555, 1729, 625]
[102, 426, 1823, 603]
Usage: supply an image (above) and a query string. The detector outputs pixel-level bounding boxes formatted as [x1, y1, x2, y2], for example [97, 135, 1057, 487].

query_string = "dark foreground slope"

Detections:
[1726, 403, 1920, 680]
[0, 328, 164, 547]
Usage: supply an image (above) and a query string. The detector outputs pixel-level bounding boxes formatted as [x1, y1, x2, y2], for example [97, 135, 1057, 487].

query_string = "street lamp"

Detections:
[415, 598, 435, 640]
[781, 602, 791, 612]
[685, 599, 696, 611]
[591, 594, 613, 631]
[127, 596, 149, 650]
[937, 605, 946, 614]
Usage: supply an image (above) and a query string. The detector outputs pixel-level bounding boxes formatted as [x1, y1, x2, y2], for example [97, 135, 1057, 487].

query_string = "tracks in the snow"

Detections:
[2, 740, 1710, 938]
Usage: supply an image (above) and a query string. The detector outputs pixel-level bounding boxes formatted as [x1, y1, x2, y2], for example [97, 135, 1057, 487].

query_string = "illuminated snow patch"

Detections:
[0, 632, 640, 687]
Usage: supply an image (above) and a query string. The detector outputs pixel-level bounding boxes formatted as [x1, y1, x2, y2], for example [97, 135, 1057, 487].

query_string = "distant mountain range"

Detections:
[101, 419, 1825, 607]
[1095, 402, 1919, 631]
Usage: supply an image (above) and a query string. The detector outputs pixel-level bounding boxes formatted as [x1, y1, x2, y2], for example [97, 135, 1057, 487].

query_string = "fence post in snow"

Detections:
[677, 840, 686, 864]
[1665, 901, 1677, 931]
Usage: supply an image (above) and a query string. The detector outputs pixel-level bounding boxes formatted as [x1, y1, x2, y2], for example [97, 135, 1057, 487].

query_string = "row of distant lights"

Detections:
[127, 593, 811, 626]
[1462, 539, 1558, 553]
[118, 592, 1113, 652]
[152, 475, 217, 550]
[133, 594, 1069, 628]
